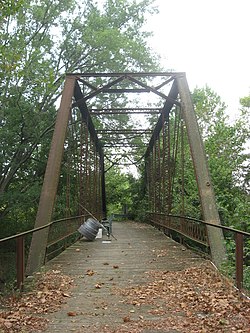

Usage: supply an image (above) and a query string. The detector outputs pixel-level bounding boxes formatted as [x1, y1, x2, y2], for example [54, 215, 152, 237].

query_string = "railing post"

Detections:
[235, 232, 244, 290]
[16, 236, 25, 290]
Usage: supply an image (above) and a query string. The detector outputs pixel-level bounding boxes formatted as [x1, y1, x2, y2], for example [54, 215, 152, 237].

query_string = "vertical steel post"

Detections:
[162, 113, 166, 213]
[167, 120, 171, 213]
[176, 75, 226, 267]
[235, 233, 244, 290]
[157, 136, 160, 211]
[180, 119, 185, 238]
[153, 142, 157, 212]
[79, 123, 83, 215]
[149, 153, 153, 212]
[26, 76, 76, 275]
[16, 236, 25, 290]
[97, 154, 102, 220]
[94, 149, 98, 216]
[85, 123, 89, 211]
[100, 154, 107, 219]
[181, 119, 185, 217]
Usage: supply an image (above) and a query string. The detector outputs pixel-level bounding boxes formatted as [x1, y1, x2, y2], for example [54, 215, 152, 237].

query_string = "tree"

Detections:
[105, 166, 132, 214]
[192, 87, 250, 228]
[0, 0, 160, 235]
[239, 94, 250, 196]
[0, 0, 24, 19]
[240, 96, 250, 108]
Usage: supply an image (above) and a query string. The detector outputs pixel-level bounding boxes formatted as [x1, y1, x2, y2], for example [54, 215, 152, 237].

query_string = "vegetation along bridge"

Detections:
[1, 73, 250, 332]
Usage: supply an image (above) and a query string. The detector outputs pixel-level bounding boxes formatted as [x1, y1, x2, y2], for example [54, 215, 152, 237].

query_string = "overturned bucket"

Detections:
[78, 218, 102, 241]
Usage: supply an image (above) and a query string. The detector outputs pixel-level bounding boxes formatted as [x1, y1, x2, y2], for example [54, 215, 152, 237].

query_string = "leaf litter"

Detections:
[0, 270, 73, 333]
[1, 263, 250, 332]
[88, 262, 250, 333]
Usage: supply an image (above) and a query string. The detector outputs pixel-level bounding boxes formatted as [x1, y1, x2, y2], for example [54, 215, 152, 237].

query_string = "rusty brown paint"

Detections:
[26, 76, 76, 275]
[176, 75, 226, 267]
[67, 71, 184, 77]
[235, 233, 244, 290]
[16, 236, 25, 290]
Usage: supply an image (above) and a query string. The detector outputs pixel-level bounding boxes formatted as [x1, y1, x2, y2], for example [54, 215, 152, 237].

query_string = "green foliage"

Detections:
[105, 167, 132, 214]
[192, 86, 227, 137]
[192, 87, 250, 227]
[0, 0, 159, 241]
[192, 87, 250, 288]
[240, 96, 250, 108]
[0, 0, 24, 19]
[105, 164, 147, 220]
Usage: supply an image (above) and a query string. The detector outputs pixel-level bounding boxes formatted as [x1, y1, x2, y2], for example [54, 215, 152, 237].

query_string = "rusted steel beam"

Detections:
[101, 140, 146, 145]
[154, 76, 175, 90]
[90, 108, 162, 115]
[103, 144, 143, 147]
[235, 233, 244, 290]
[97, 129, 151, 134]
[16, 236, 25, 290]
[126, 75, 181, 106]
[70, 72, 185, 78]
[181, 121, 185, 216]
[102, 88, 151, 93]
[99, 134, 149, 141]
[91, 111, 160, 115]
[79, 123, 84, 215]
[161, 112, 166, 213]
[167, 120, 171, 213]
[73, 76, 125, 106]
[71, 73, 182, 109]
[100, 154, 107, 218]
[97, 129, 151, 132]
[74, 81, 103, 158]
[108, 162, 139, 166]
[77, 78, 98, 90]
[176, 74, 226, 267]
[145, 80, 179, 158]
[26, 75, 76, 275]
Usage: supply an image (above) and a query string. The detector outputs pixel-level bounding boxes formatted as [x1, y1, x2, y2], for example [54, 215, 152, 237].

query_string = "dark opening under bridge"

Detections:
[1, 73, 250, 331]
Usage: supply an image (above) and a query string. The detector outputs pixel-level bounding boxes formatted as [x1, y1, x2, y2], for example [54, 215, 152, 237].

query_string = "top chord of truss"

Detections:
[90, 108, 162, 115]
[67, 72, 185, 78]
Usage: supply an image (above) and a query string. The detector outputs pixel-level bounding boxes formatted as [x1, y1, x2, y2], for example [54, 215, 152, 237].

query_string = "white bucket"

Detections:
[96, 228, 103, 239]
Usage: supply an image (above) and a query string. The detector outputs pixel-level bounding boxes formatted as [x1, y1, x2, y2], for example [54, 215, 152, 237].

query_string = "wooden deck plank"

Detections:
[44, 221, 205, 332]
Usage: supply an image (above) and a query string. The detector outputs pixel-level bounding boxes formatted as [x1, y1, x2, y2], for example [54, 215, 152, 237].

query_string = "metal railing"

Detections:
[148, 212, 250, 291]
[2, 212, 249, 292]
[0, 215, 88, 290]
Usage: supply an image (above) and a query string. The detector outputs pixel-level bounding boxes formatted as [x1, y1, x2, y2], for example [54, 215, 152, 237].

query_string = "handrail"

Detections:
[0, 214, 88, 289]
[148, 212, 250, 237]
[147, 211, 250, 291]
[0, 215, 87, 243]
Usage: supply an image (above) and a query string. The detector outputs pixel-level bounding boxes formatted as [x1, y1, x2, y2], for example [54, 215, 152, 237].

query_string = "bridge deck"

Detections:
[44, 221, 206, 332]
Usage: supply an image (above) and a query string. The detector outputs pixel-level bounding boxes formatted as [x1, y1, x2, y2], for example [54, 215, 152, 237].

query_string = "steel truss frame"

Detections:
[27, 72, 226, 274]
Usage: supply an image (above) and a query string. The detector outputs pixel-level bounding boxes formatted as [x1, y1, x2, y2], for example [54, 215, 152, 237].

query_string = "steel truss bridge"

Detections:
[22, 72, 229, 276]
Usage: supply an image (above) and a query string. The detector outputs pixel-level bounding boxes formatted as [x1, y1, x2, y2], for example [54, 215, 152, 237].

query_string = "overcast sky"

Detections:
[147, 0, 250, 119]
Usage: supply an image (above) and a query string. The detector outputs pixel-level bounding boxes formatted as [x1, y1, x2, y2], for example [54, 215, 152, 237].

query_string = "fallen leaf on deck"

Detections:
[67, 311, 77, 317]
[0, 270, 73, 333]
[95, 284, 102, 289]
[123, 316, 131, 322]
